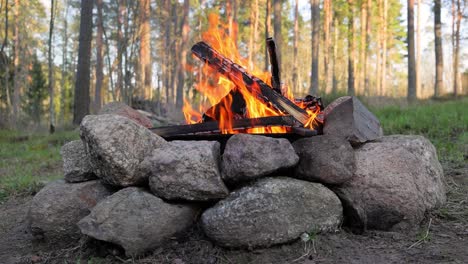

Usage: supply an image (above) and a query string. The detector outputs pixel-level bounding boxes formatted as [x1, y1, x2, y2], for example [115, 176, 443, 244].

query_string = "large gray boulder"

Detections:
[28, 180, 113, 242]
[99, 101, 153, 128]
[139, 140, 229, 201]
[293, 135, 355, 185]
[221, 134, 299, 184]
[80, 114, 167, 186]
[60, 140, 97, 183]
[78, 187, 199, 256]
[201, 177, 342, 248]
[334, 135, 446, 231]
[323, 96, 383, 146]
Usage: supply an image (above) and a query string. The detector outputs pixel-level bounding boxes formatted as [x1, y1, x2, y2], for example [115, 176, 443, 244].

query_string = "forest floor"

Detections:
[0, 97, 467, 264]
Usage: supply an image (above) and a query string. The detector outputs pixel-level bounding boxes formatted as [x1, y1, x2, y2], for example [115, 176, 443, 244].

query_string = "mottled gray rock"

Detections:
[99, 101, 153, 128]
[334, 135, 446, 231]
[201, 177, 342, 248]
[221, 134, 299, 183]
[323, 96, 383, 146]
[293, 135, 355, 185]
[139, 141, 229, 201]
[80, 114, 167, 186]
[60, 140, 97, 183]
[78, 187, 199, 256]
[27, 180, 113, 242]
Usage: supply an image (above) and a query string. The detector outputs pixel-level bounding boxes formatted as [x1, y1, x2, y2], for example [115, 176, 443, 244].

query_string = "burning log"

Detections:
[151, 116, 301, 137]
[266, 37, 282, 94]
[191, 41, 311, 126]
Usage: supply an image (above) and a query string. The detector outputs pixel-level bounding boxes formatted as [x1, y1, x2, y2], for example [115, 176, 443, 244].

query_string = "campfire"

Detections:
[152, 14, 323, 139]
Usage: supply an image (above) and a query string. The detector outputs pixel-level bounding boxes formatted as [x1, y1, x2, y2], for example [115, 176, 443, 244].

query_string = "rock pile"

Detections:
[27, 97, 446, 257]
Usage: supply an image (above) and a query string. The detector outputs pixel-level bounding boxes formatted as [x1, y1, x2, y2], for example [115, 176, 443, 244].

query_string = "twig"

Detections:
[408, 218, 432, 249]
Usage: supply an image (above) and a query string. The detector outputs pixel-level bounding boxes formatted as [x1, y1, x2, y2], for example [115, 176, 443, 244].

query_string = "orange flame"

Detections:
[183, 13, 319, 134]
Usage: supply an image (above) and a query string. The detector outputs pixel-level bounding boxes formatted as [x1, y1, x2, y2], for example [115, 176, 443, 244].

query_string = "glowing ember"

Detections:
[183, 13, 320, 134]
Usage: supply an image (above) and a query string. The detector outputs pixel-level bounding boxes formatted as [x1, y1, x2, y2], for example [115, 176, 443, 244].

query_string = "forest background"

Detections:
[0, 0, 466, 129]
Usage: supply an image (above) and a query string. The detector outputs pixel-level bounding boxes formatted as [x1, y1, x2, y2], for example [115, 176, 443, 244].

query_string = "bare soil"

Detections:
[1, 162, 466, 264]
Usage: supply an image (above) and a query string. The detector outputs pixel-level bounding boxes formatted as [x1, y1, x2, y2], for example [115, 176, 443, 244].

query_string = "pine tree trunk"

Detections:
[164, 0, 171, 105]
[48, 0, 55, 132]
[434, 0, 443, 97]
[310, 0, 320, 95]
[175, 0, 189, 109]
[347, 0, 355, 96]
[358, 0, 367, 95]
[292, 0, 299, 92]
[332, 17, 338, 93]
[273, 0, 282, 66]
[364, 0, 371, 95]
[407, 0, 417, 102]
[59, 1, 69, 125]
[416, 0, 421, 97]
[12, 0, 20, 126]
[324, 0, 332, 94]
[94, 0, 104, 112]
[139, 0, 151, 99]
[1, 0, 11, 114]
[116, 0, 124, 101]
[453, 0, 461, 96]
[73, 0, 93, 125]
[264, 0, 271, 71]
[380, 0, 387, 96]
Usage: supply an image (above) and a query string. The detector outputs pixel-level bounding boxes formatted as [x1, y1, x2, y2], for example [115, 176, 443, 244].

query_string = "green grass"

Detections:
[0, 129, 79, 202]
[371, 97, 468, 165]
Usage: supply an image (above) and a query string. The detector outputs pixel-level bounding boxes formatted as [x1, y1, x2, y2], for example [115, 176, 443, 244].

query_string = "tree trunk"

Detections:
[380, 0, 387, 96]
[453, 0, 462, 96]
[139, 0, 151, 99]
[416, 0, 421, 97]
[407, 0, 417, 102]
[59, 0, 69, 125]
[347, 0, 355, 96]
[273, 0, 282, 67]
[358, 0, 366, 95]
[376, 0, 382, 95]
[48, 0, 55, 132]
[2, 0, 11, 113]
[163, 0, 171, 105]
[364, 0, 371, 95]
[310, 0, 320, 95]
[116, 0, 124, 102]
[434, 0, 443, 97]
[73, 0, 93, 125]
[332, 17, 338, 93]
[94, 0, 104, 112]
[175, 0, 189, 109]
[323, 0, 333, 94]
[292, 0, 299, 92]
[264, 0, 271, 71]
[12, 0, 20, 126]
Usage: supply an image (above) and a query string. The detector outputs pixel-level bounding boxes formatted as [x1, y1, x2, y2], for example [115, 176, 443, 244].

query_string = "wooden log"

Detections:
[266, 37, 282, 94]
[150, 116, 297, 137]
[191, 42, 310, 125]
[323, 96, 383, 146]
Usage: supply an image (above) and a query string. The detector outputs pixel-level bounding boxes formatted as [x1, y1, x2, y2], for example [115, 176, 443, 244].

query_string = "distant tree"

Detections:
[73, 0, 93, 125]
[273, 0, 282, 66]
[25, 55, 47, 125]
[94, 0, 103, 113]
[434, 0, 443, 97]
[310, 0, 319, 95]
[452, 0, 462, 95]
[407, 0, 417, 102]
[48, 0, 55, 133]
[175, 0, 189, 109]
[139, 0, 151, 99]
[347, 0, 355, 96]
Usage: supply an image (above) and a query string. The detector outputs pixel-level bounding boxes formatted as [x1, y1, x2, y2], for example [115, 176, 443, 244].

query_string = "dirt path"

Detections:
[1, 164, 466, 264]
